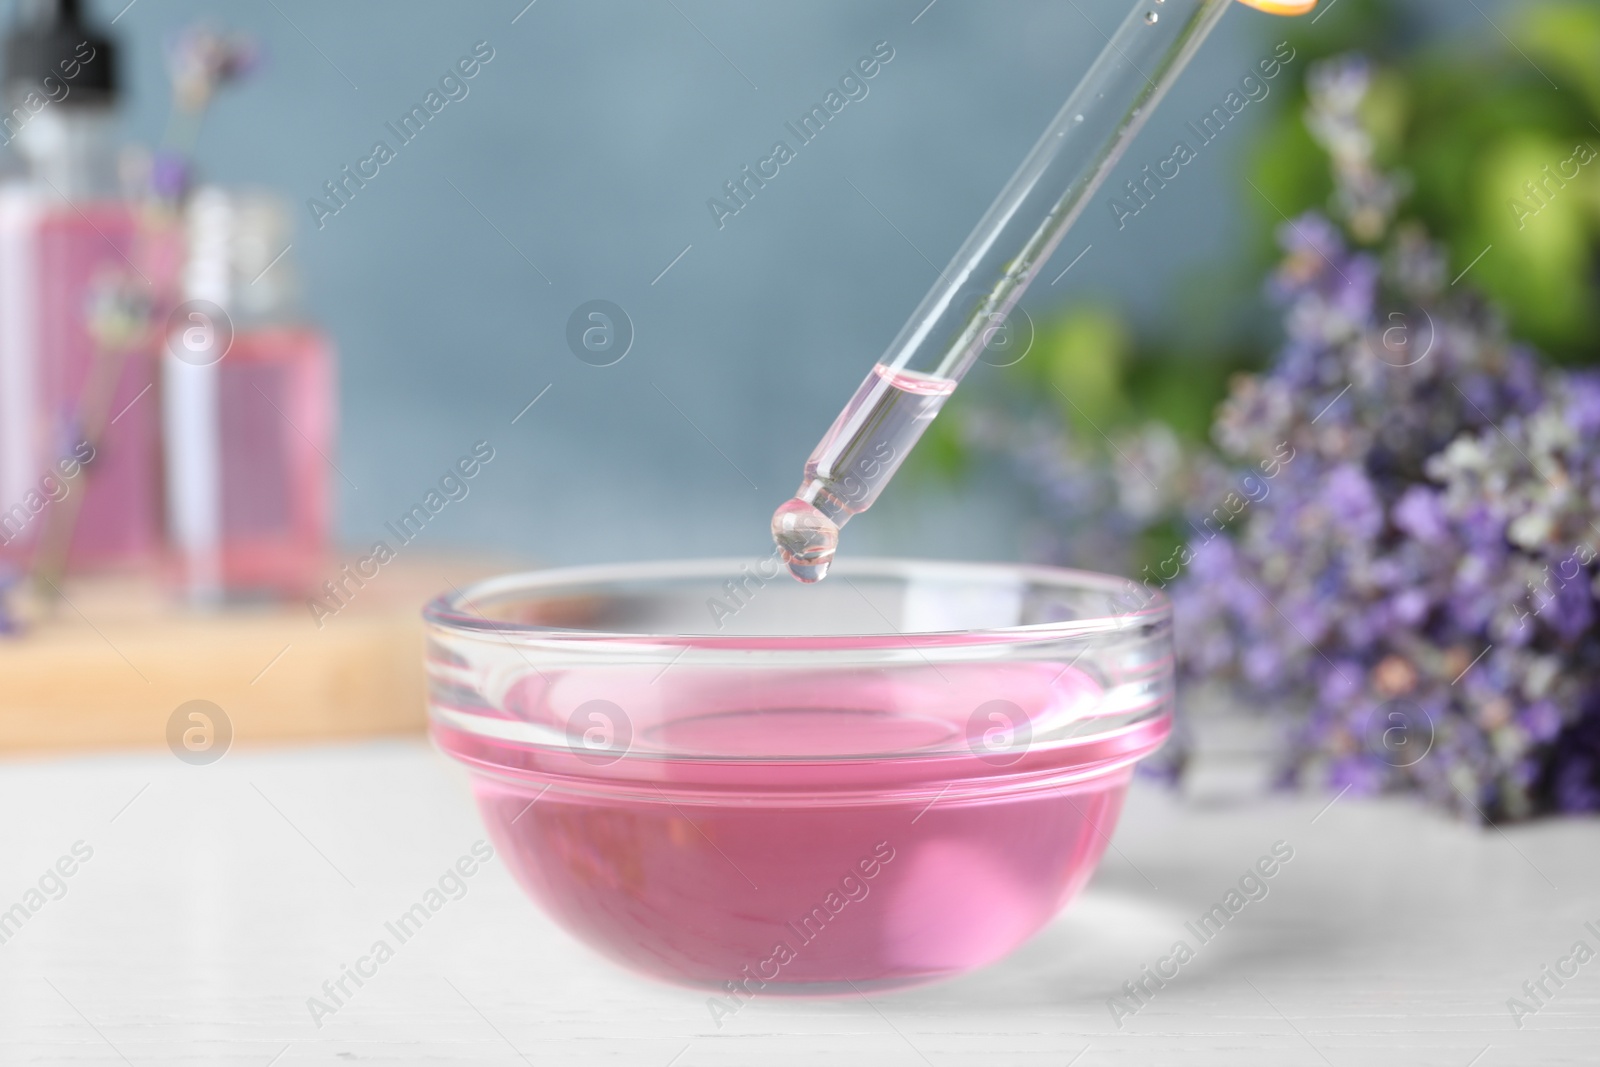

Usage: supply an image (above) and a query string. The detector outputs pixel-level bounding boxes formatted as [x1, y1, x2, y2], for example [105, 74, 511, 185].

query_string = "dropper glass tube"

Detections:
[772, 0, 1237, 582]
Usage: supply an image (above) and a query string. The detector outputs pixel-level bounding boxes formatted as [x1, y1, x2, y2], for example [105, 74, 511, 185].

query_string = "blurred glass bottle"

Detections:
[164, 188, 335, 602]
[0, 0, 166, 574]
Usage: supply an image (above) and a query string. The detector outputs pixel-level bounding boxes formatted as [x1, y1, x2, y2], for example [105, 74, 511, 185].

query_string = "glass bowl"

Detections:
[425, 558, 1172, 994]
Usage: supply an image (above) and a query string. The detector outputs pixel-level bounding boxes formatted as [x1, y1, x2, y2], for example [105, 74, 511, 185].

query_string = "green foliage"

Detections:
[1124, 351, 1251, 443]
[1027, 305, 1132, 437]
[908, 403, 971, 481]
[1248, 0, 1600, 361]
[922, 0, 1598, 486]
[1009, 303, 1251, 448]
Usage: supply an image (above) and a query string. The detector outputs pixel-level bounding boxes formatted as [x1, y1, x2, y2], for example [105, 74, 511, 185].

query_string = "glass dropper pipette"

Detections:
[772, 0, 1316, 582]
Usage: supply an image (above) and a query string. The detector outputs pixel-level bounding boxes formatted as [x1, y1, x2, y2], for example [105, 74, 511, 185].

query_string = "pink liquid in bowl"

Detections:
[434, 657, 1169, 992]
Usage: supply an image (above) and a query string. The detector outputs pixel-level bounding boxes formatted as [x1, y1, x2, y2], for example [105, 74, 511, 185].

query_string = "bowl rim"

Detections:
[423, 556, 1170, 650]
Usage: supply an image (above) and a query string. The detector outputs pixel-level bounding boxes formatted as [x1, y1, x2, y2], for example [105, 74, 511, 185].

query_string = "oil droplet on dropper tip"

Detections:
[771, 498, 839, 584]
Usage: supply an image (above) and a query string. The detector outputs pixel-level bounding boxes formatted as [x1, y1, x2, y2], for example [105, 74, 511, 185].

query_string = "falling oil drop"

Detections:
[771, 498, 839, 584]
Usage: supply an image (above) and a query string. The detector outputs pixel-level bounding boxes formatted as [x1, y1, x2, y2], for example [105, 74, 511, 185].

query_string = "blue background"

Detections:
[5, 0, 1504, 567]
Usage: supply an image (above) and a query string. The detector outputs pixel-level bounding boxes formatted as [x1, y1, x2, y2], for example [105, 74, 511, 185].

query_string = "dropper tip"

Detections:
[770, 497, 839, 584]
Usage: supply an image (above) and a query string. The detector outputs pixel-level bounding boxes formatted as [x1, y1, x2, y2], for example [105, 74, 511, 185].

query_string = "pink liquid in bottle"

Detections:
[0, 198, 166, 572]
[163, 191, 336, 599]
[215, 326, 334, 595]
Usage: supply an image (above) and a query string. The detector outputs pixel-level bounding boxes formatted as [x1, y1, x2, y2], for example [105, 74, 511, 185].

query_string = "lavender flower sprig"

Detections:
[981, 53, 1600, 820]
[1169, 57, 1600, 821]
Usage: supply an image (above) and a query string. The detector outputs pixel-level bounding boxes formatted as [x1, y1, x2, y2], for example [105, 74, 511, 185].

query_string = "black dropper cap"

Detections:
[3, 0, 118, 106]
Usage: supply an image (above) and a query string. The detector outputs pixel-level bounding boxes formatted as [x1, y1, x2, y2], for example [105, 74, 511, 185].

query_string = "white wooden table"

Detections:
[1, 738, 1595, 1065]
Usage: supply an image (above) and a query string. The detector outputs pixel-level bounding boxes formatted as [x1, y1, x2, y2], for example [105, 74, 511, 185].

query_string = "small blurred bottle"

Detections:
[0, 0, 165, 573]
[165, 189, 335, 602]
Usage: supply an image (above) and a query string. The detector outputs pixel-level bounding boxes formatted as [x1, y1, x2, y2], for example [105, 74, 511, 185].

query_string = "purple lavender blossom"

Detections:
[985, 52, 1600, 821]
[1164, 57, 1600, 821]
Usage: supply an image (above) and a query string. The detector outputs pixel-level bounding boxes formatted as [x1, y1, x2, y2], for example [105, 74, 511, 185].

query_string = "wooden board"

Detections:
[0, 555, 517, 753]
